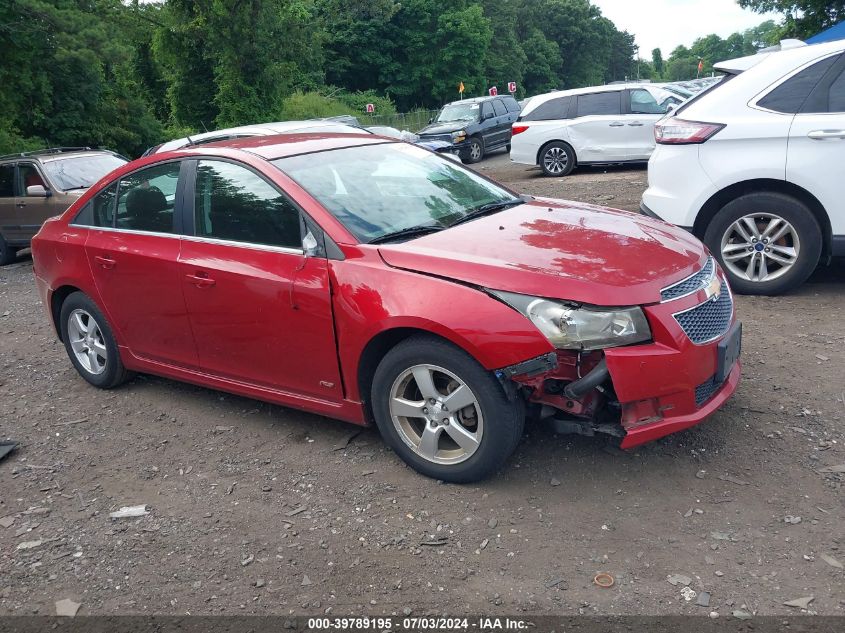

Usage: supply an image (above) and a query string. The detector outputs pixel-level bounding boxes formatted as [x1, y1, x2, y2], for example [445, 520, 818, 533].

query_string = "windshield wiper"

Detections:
[447, 199, 523, 228]
[368, 225, 444, 244]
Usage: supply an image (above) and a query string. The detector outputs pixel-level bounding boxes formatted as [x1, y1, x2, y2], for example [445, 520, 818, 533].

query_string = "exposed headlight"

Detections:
[451, 130, 467, 142]
[490, 290, 651, 350]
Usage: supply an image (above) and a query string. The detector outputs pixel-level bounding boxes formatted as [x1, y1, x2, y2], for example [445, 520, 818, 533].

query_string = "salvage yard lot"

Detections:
[1, 158, 844, 617]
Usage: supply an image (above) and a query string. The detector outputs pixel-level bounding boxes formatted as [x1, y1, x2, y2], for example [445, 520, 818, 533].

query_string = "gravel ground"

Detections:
[1, 154, 844, 618]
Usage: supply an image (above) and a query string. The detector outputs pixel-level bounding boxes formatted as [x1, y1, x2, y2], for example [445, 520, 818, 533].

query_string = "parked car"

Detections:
[142, 120, 370, 156]
[32, 133, 741, 483]
[641, 39, 845, 295]
[0, 148, 127, 265]
[416, 95, 521, 163]
[510, 83, 683, 176]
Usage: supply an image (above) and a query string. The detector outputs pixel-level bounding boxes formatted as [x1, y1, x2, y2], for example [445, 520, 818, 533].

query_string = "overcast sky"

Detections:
[592, 0, 780, 57]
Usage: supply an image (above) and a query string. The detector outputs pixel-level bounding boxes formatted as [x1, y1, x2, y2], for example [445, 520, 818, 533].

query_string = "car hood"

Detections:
[418, 121, 473, 136]
[377, 199, 707, 306]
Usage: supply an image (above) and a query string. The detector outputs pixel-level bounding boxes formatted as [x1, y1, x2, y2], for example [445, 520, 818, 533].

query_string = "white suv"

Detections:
[510, 83, 683, 176]
[642, 39, 845, 295]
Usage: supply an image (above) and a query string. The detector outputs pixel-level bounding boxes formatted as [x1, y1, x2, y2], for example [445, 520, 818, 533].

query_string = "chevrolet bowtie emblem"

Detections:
[704, 276, 721, 301]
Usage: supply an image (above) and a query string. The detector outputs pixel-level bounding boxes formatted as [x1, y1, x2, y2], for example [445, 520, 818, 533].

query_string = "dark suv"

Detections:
[417, 95, 521, 163]
[0, 148, 126, 264]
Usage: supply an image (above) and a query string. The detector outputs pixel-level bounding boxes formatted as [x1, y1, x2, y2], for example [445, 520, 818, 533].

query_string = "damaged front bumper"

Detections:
[497, 282, 742, 448]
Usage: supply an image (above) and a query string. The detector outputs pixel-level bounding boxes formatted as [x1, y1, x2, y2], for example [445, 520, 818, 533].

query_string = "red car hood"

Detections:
[377, 199, 706, 306]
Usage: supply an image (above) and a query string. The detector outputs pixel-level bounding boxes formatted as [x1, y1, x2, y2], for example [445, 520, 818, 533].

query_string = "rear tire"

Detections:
[0, 235, 17, 266]
[539, 141, 575, 177]
[59, 291, 130, 389]
[371, 335, 524, 483]
[704, 192, 822, 295]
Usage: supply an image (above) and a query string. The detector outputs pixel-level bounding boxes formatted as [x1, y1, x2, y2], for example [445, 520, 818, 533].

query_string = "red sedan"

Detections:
[31, 134, 741, 482]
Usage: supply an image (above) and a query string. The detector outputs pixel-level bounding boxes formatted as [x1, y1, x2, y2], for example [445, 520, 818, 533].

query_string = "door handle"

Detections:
[807, 129, 845, 140]
[609, 122, 625, 127]
[186, 272, 216, 288]
[94, 255, 116, 270]
[628, 122, 645, 127]
[15, 201, 26, 208]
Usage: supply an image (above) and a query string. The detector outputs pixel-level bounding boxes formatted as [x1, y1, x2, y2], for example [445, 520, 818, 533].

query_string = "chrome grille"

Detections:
[661, 257, 715, 302]
[695, 374, 724, 407]
[674, 280, 733, 344]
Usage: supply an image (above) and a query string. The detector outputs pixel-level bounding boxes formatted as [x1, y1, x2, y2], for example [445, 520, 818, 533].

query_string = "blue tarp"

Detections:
[807, 21, 845, 44]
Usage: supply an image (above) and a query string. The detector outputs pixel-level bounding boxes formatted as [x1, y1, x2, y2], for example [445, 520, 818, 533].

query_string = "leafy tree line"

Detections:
[1, 0, 639, 157]
[0, 0, 840, 158]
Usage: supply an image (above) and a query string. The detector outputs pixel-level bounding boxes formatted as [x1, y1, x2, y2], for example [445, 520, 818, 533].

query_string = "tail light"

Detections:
[512, 125, 529, 136]
[655, 118, 725, 144]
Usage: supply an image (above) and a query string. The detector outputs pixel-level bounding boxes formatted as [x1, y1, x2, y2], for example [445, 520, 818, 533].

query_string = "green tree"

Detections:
[739, 0, 845, 39]
[651, 48, 664, 79]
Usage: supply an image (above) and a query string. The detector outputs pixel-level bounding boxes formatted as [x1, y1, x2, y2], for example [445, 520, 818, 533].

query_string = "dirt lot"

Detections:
[1, 154, 844, 618]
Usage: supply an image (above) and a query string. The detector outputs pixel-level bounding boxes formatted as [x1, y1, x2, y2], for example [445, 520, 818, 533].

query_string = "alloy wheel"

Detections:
[543, 147, 568, 174]
[720, 213, 800, 283]
[388, 364, 483, 465]
[469, 141, 482, 161]
[67, 308, 107, 375]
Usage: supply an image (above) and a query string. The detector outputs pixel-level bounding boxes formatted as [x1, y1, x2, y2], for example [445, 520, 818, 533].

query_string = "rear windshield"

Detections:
[42, 154, 127, 191]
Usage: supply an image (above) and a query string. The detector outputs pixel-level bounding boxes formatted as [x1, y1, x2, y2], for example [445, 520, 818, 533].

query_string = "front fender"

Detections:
[329, 252, 553, 401]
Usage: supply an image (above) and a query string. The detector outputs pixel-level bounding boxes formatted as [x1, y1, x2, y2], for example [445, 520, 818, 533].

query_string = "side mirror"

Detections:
[26, 185, 49, 197]
[666, 103, 679, 113]
[428, 117, 434, 124]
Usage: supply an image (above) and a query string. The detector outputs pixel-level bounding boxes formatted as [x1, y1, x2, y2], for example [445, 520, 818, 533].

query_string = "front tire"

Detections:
[461, 137, 484, 164]
[704, 192, 822, 295]
[371, 336, 524, 483]
[539, 141, 575, 177]
[59, 292, 130, 388]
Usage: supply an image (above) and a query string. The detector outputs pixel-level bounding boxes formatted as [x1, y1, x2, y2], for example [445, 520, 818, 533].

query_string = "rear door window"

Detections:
[115, 162, 180, 233]
[73, 182, 118, 227]
[492, 99, 507, 116]
[758, 55, 839, 113]
[522, 96, 572, 121]
[576, 92, 622, 116]
[828, 67, 845, 112]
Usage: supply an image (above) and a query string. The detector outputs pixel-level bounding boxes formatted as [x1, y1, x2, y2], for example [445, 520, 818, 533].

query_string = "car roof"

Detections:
[177, 132, 397, 161]
[153, 120, 371, 154]
[0, 148, 121, 164]
[520, 82, 658, 116]
[444, 94, 515, 106]
[715, 38, 845, 74]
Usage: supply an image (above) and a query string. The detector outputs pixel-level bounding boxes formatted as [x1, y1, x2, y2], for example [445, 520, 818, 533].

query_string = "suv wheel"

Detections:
[704, 192, 822, 295]
[371, 335, 524, 483]
[462, 137, 484, 164]
[0, 235, 17, 266]
[540, 142, 575, 177]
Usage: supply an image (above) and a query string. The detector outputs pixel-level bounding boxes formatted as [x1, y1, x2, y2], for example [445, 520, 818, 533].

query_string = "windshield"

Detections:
[435, 102, 480, 123]
[274, 143, 518, 243]
[42, 154, 127, 190]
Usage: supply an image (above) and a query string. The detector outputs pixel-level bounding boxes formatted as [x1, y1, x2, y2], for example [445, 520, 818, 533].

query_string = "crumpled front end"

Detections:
[500, 257, 742, 447]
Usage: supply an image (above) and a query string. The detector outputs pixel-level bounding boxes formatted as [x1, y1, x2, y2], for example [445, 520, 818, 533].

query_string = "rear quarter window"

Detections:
[522, 96, 572, 121]
[503, 97, 521, 112]
[758, 55, 839, 113]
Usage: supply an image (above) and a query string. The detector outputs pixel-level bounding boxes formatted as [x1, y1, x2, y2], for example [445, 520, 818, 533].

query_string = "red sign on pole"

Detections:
[508, 81, 517, 93]
[366, 103, 375, 113]
[488, 86, 498, 96]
